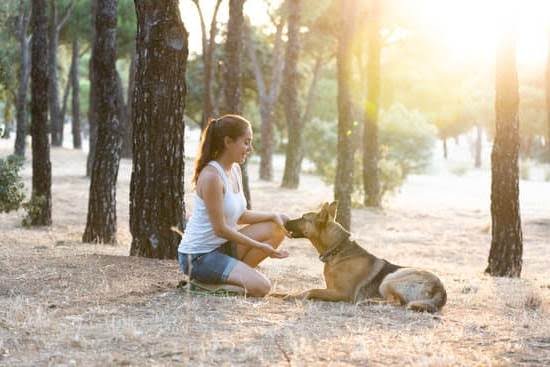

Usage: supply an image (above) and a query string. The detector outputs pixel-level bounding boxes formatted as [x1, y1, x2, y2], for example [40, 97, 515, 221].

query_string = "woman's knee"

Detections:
[227, 263, 271, 297]
[269, 222, 286, 247]
[246, 273, 271, 297]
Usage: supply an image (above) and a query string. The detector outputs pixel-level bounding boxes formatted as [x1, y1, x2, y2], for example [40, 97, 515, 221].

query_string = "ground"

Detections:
[1, 135, 549, 366]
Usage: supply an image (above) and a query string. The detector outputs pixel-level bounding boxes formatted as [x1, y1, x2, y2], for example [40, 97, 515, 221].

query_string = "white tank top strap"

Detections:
[208, 160, 229, 190]
[232, 164, 241, 192]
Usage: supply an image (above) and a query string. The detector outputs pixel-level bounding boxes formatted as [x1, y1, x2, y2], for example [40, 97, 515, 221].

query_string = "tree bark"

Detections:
[82, 0, 121, 244]
[281, 0, 303, 189]
[30, 0, 52, 226]
[223, 0, 251, 208]
[15, 1, 31, 157]
[129, 0, 188, 259]
[71, 36, 82, 149]
[363, 0, 381, 207]
[334, 0, 356, 230]
[485, 31, 523, 278]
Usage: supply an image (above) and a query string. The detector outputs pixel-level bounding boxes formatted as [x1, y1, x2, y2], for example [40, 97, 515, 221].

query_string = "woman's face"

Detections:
[225, 127, 253, 164]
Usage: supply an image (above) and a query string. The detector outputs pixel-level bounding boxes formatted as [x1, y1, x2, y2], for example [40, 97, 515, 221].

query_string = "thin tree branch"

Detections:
[191, 0, 208, 59]
[56, 0, 75, 32]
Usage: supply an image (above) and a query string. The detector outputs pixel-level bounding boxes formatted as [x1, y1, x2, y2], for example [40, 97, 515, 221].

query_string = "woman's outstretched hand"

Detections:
[259, 243, 289, 259]
[273, 213, 290, 236]
[269, 248, 289, 259]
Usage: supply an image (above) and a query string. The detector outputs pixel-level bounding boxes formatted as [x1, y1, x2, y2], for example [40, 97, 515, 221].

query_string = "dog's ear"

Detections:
[316, 202, 330, 226]
[327, 201, 338, 220]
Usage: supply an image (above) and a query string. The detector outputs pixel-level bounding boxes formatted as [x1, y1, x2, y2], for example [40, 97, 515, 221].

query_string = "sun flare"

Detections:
[407, 0, 550, 68]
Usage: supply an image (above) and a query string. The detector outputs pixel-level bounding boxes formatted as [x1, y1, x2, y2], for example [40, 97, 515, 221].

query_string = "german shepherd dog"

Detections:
[282, 202, 447, 313]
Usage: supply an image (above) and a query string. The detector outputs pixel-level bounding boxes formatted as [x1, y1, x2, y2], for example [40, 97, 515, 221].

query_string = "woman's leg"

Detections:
[224, 261, 272, 297]
[234, 221, 286, 268]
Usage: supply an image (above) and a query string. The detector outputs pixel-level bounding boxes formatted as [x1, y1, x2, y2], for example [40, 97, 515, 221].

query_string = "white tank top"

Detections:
[178, 161, 247, 254]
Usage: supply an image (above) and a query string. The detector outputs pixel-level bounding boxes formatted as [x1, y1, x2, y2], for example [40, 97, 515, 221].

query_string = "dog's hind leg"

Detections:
[378, 281, 406, 306]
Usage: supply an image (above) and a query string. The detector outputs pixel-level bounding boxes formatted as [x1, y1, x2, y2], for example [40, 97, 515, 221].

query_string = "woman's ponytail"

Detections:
[191, 114, 251, 186]
[193, 118, 220, 186]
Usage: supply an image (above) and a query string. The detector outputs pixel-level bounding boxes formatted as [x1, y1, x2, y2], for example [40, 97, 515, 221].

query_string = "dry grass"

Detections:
[1, 141, 549, 366]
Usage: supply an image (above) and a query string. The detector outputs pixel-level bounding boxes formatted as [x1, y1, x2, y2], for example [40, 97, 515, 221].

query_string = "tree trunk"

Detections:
[301, 54, 323, 126]
[48, 0, 62, 146]
[223, 0, 251, 208]
[71, 36, 82, 149]
[246, 19, 285, 181]
[86, 0, 98, 177]
[60, 67, 72, 132]
[121, 49, 136, 158]
[334, 0, 356, 230]
[281, 0, 303, 189]
[15, 1, 31, 157]
[2, 103, 13, 139]
[474, 124, 482, 168]
[194, 0, 222, 130]
[363, 0, 381, 207]
[129, 0, 188, 259]
[82, 0, 121, 244]
[442, 137, 448, 159]
[30, 0, 52, 226]
[115, 69, 128, 157]
[485, 31, 523, 278]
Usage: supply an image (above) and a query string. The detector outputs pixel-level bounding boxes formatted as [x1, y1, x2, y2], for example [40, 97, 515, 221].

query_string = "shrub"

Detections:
[303, 103, 435, 203]
[378, 103, 436, 175]
[22, 195, 47, 227]
[0, 155, 25, 213]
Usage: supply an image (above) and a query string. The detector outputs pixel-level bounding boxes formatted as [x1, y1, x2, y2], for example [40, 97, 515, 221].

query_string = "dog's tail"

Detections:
[170, 226, 184, 237]
[407, 286, 447, 313]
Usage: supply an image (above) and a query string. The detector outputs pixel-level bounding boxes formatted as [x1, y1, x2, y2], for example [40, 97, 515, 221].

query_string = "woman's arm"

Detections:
[199, 169, 287, 258]
[238, 210, 278, 225]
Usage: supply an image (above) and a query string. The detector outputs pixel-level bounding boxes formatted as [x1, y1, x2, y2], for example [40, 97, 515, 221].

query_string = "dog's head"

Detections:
[284, 201, 339, 241]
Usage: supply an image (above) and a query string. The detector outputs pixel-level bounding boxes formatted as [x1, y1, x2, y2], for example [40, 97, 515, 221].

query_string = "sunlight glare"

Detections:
[410, 0, 550, 68]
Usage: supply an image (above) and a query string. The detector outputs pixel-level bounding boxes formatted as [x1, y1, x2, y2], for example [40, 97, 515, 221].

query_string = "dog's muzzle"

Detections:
[284, 218, 305, 238]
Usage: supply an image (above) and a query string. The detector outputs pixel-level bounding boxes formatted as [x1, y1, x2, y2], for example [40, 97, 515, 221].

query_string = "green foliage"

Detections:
[379, 103, 437, 175]
[0, 1, 19, 96]
[0, 155, 25, 213]
[377, 158, 405, 198]
[21, 195, 47, 227]
[304, 103, 436, 203]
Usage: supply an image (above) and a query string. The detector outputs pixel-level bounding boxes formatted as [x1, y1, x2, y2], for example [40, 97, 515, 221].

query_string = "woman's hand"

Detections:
[259, 243, 289, 259]
[269, 248, 289, 259]
[272, 213, 290, 235]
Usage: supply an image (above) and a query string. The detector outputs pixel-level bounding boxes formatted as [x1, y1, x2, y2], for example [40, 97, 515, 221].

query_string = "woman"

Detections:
[178, 114, 289, 297]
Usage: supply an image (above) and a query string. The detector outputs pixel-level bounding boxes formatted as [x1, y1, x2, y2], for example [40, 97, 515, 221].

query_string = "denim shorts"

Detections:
[178, 242, 239, 284]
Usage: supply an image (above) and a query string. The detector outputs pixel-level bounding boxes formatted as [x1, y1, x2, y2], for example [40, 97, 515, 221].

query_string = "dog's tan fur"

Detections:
[281, 202, 447, 313]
